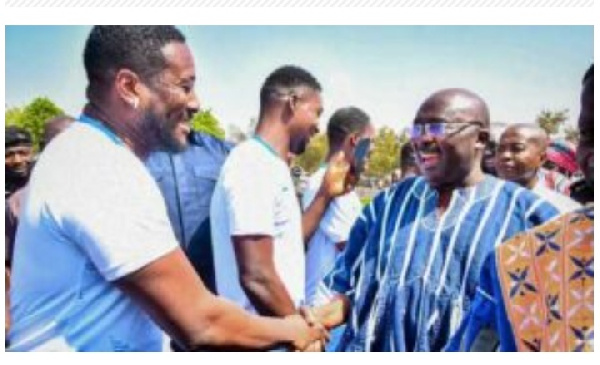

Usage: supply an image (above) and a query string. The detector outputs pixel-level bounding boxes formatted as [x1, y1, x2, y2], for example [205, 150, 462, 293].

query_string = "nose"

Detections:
[187, 89, 201, 115]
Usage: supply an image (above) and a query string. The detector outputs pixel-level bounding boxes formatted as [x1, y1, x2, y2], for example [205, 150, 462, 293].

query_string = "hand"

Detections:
[285, 313, 328, 352]
[319, 151, 351, 199]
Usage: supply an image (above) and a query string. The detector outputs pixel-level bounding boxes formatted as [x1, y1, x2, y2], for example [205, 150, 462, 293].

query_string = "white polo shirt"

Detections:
[210, 137, 305, 312]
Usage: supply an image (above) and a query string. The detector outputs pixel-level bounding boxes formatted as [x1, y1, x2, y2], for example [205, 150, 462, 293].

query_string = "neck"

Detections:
[524, 174, 539, 189]
[325, 145, 343, 162]
[83, 102, 152, 160]
[434, 167, 486, 194]
[254, 117, 290, 160]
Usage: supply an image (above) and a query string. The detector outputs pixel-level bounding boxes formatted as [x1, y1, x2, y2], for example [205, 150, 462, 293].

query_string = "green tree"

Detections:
[536, 109, 569, 136]
[19, 97, 64, 150]
[293, 133, 328, 174]
[564, 125, 580, 144]
[5, 107, 24, 127]
[190, 109, 225, 140]
[366, 127, 402, 178]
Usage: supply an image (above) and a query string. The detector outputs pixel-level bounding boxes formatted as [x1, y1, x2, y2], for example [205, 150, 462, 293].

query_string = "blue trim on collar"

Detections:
[78, 114, 123, 145]
[252, 135, 280, 158]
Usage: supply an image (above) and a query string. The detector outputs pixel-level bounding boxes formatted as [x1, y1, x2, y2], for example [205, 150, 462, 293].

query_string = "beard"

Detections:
[142, 110, 188, 154]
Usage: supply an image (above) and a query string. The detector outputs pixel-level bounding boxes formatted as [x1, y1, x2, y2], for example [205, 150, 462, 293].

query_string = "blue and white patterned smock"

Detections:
[317, 175, 559, 352]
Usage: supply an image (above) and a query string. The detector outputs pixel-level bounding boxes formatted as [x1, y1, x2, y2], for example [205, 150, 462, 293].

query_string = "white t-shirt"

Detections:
[533, 181, 580, 214]
[210, 138, 305, 312]
[8, 120, 178, 351]
[302, 166, 362, 305]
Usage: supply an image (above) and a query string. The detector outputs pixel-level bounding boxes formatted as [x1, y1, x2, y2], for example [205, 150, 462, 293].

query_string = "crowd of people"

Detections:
[4, 26, 594, 352]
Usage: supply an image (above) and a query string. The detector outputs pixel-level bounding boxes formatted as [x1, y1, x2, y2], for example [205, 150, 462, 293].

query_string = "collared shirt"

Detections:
[317, 175, 559, 352]
[145, 133, 232, 293]
[448, 205, 593, 352]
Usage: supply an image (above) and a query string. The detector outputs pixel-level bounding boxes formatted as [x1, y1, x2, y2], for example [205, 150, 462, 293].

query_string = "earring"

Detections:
[130, 98, 139, 109]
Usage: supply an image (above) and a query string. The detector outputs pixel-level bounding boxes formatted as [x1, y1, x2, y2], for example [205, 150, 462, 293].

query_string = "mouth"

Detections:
[416, 143, 442, 170]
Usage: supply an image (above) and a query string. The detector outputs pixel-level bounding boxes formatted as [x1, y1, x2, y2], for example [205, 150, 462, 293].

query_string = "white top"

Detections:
[302, 166, 362, 305]
[8, 120, 178, 351]
[533, 181, 580, 214]
[210, 138, 305, 313]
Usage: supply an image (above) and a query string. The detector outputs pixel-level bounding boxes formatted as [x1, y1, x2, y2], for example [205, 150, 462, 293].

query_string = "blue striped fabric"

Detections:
[318, 175, 559, 351]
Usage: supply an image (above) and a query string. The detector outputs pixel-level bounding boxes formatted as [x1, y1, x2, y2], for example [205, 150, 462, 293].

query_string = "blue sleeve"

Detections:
[526, 199, 560, 228]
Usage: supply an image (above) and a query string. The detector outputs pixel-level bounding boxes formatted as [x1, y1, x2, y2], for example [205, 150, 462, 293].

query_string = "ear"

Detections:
[114, 69, 141, 109]
[475, 128, 490, 150]
[348, 132, 359, 148]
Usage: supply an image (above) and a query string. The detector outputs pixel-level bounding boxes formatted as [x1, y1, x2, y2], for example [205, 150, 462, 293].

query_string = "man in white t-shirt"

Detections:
[303, 107, 374, 305]
[496, 124, 580, 213]
[211, 66, 350, 318]
[8, 26, 325, 352]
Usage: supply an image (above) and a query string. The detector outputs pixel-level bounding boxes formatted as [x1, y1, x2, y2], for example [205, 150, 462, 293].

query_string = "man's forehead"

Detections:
[416, 93, 483, 122]
[161, 42, 196, 79]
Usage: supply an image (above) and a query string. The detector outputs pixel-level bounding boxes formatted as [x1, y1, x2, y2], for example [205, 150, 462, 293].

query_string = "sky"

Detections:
[5, 25, 593, 136]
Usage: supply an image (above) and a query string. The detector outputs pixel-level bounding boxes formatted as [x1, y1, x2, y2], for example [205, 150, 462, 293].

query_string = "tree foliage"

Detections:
[5, 107, 24, 127]
[536, 109, 569, 136]
[6, 97, 64, 150]
[293, 133, 328, 174]
[365, 127, 405, 178]
[563, 125, 580, 144]
[190, 109, 226, 140]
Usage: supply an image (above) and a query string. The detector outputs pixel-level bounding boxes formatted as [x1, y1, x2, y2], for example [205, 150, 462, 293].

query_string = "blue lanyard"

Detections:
[252, 135, 280, 158]
[78, 114, 123, 145]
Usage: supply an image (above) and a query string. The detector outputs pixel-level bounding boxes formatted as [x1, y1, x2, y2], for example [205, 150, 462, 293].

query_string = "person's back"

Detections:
[9, 121, 176, 351]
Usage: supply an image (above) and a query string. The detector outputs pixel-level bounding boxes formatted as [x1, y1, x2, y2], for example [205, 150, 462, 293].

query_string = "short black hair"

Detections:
[84, 26, 186, 98]
[326, 107, 371, 147]
[259, 65, 322, 117]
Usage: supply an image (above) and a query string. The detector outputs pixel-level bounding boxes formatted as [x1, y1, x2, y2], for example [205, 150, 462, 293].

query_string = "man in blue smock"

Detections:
[307, 88, 560, 352]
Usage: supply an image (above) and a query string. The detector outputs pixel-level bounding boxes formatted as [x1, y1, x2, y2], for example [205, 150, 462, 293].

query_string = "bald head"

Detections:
[501, 124, 549, 151]
[417, 88, 490, 128]
[42, 115, 75, 150]
[496, 123, 549, 188]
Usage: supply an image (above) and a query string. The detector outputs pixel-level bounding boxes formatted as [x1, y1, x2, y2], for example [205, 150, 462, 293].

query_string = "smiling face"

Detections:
[288, 89, 323, 155]
[140, 42, 199, 153]
[411, 91, 489, 189]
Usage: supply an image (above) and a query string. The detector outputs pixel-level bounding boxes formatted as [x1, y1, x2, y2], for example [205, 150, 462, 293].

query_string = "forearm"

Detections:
[241, 271, 297, 317]
[188, 296, 297, 351]
[302, 190, 331, 244]
[311, 295, 350, 330]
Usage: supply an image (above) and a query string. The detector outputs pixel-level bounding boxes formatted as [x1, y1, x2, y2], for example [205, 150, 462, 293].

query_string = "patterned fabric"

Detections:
[318, 175, 559, 352]
[538, 168, 571, 196]
[446, 205, 593, 352]
[497, 206, 593, 351]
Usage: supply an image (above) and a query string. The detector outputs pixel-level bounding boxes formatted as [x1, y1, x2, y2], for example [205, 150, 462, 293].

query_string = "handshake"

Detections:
[285, 306, 331, 352]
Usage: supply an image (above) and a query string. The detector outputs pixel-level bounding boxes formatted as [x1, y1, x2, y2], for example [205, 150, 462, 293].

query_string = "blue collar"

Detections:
[79, 114, 123, 145]
[252, 135, 280, 158]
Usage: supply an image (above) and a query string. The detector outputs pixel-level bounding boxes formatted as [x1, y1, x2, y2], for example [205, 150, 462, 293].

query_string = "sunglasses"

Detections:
[409, 120, 483, 140]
